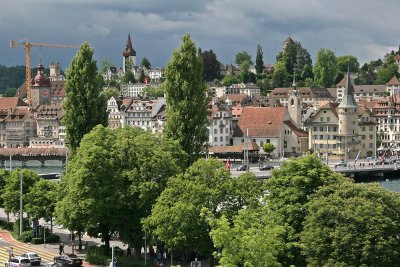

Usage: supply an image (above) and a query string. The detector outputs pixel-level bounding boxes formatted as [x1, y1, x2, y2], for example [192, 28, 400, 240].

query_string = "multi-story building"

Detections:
[208, 99, 232, 146]
[31, 104, 65, 148]
[270, 87, 333, 107]
[148, 67, 163, 84]
[304, 72, 377, 160]
[122, 83, 148, 98]
[106, 96, 166, 134]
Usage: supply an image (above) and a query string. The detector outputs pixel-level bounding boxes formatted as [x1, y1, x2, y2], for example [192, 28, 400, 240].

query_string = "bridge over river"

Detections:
[0, 147, 68, 168]
[231, 162, 400, 180]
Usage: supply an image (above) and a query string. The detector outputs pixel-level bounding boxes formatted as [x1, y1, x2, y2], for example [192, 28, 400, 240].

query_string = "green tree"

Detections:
[235, 51, 253, 67]
[25, 180, 58, 227]
[2, 169, 40, 215]
[222, 73, 240, 87]
[140, 57, 151, 69]
[313, 48, 337, 87]
[201, 50, 221, 82]
[265, 154, 346, 266]
[4, 88, 16, 97]
[164, 34, 209, 165]
[99, 59, 114, 74]
[206, 205, 285, 267]
[301, 182, 400, 266]
[374, 54, 398, 84]
[139, 69, 145, 83]
[336, 55, 359, 73]
[63, 43, 108, 155]
[144, 159, 262, 262]
[120, 71, 136, 84]
[255, 44, 264, 75]
[262, 143, 275, 154]
[0, 169, 10, 207]
[143, 85, 165, 97]
[56, 125, 186, 252]
[272, 61, 289, 87]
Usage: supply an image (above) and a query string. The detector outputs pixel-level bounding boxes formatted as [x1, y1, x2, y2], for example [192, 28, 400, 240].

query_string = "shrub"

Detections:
[31, 237, 44, 244]
[0, 219, 13, 231]
[86, 245, 109, 265]
[20, 230, 33, 242]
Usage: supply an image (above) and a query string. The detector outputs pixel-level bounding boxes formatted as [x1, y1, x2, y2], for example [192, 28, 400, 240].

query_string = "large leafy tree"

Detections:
[336, 55, 359, 74]
[255, 44, 264, 75]
[25, 179, 58, 230]
[313, 48, 337, 87]
[164, 34, 209, 165]
[374, 54, 398, 84]
[206, 205, 286, 267]
[235, 51, 253, 67]
[201, 49, 221, 82]
[56, 125, 186, 252]
[272, 61, 289, 87]
[265, 154, 347, 266]
[144, 159, 263, 262]
[0, 169, 10, 207]
[301, 182, 400, 266]
[63, 43, 108, 155]
[2, 169, 40, 215]
[140, 57, 151, 69]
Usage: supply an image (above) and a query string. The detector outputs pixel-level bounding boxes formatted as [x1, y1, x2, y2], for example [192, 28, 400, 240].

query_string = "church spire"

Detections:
[338, 64, 358, 108]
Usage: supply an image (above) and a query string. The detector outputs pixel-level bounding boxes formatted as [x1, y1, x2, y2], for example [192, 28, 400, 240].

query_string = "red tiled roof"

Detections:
[0, 97, 28, 109]
[387, 75, 400, 85]
[395, 54, 400, 61]
[208, 142, 260, 153]
[233, 107, 286, 137]
[284, 120, 308, 137]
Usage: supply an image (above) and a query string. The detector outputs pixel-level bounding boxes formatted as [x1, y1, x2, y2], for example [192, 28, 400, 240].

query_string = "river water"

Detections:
[4, 160, 400, 193]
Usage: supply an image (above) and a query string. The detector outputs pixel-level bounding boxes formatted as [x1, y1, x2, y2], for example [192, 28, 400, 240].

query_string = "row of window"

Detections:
[211, 128, 230, 134]
[213, 136, 230, 142]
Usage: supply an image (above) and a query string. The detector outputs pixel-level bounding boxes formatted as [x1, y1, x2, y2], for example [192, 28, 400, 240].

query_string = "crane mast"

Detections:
[10, 38, 79, 105]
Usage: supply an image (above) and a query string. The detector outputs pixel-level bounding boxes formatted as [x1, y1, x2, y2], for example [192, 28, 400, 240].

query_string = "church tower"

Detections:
[123, 34, 136, 73]
[337, 69, 359, 160]
[288, 73, 302, 127]
[30, 63, 52, 109]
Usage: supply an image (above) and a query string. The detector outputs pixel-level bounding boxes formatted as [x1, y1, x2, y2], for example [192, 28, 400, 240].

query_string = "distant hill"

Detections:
[0, 65, 52, 94]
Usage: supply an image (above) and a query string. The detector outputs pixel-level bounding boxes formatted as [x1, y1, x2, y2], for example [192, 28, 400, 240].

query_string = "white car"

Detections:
[20, 253, 41, 266]
[5, 257, 31, 267]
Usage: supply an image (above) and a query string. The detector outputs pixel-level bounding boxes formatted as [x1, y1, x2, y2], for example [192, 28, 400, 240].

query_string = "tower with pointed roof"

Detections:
[30, 63, 52, 109]
[123, 33, 136, 73]
[337, 69, 359, 160]
[288, 72, 302, 127]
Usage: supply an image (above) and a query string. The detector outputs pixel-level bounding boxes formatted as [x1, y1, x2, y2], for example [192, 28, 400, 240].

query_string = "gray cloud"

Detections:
[1, 0, 399, 71]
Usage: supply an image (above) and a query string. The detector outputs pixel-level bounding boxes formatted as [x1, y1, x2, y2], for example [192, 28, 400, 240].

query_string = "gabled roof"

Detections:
[283, 120, 308, 137]
[233, 107, 286, 137]
[0, 97, 28, 109]
[387, 75, 400, 85]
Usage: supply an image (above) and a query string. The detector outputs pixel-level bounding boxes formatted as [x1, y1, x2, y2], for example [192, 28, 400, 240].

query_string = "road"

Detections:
[0, 234, 58, 266]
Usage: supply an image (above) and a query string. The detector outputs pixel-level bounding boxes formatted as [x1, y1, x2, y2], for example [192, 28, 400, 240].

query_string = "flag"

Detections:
[225, 159, 231, 171]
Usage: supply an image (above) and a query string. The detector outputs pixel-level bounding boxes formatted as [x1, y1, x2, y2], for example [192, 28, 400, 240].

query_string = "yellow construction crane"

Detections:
[10, 38, 80, 104]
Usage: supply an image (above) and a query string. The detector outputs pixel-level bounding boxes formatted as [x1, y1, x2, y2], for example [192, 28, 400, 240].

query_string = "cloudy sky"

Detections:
[1, 0, 399, 71]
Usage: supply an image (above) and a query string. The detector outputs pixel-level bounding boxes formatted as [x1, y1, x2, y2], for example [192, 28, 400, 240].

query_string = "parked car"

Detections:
[259, 163, 273, 171]
[21, 252, 41, 266]
[53, 254, 83, 267]
[236, 164, 247, 171]
[5, 257, 31, 267]
[334, 160, 347, 167]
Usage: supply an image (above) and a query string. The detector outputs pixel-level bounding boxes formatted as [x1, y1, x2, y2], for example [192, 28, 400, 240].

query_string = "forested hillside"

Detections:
[0, 65, 26, 93]
[0, 65, 52, 94]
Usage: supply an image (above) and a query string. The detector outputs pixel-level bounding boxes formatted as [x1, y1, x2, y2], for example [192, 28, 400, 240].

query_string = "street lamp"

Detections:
[43, 222, 47, 247]
[19, 173, 23, 238]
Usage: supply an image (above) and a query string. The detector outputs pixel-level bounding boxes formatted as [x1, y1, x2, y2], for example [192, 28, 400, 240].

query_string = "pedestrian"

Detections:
[59, 243, 64, 255]
[9, 247, 14, 258]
